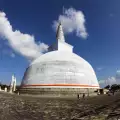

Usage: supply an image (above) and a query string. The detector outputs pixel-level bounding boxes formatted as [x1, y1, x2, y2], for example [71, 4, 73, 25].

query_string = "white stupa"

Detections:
[20, 23, 99, 96]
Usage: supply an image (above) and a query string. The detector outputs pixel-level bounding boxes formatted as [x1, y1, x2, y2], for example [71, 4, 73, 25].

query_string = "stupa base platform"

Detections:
[19, 88, 98, 97]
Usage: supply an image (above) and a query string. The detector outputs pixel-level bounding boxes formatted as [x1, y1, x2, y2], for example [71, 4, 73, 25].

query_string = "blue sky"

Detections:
[0, 0, 120, 87]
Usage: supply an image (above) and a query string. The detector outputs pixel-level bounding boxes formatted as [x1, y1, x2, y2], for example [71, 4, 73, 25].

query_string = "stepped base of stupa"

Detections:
[19, 88, 98, 97]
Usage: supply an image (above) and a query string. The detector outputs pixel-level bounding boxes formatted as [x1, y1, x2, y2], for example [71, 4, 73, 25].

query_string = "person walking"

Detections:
[77, 94, 79, 99]
[83, 93, 85, 99]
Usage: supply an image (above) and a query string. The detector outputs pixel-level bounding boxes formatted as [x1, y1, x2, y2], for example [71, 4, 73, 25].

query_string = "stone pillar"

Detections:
[13, 77, 16, 92]
[17, 91, 20, 95]
[9, 74, 16, 93]
[9, 86, 13, 93]
[4, 87, 7, 92]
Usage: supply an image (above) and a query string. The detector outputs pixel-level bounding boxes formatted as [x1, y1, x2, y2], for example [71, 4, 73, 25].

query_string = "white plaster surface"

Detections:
[21, 51, 99, 88]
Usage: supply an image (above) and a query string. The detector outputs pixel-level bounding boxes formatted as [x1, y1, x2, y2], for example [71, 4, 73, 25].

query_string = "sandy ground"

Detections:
[0, 92, 120, 120]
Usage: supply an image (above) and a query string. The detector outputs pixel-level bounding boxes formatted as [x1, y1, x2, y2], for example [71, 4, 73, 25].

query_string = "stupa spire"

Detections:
[56, 22, 65, 42]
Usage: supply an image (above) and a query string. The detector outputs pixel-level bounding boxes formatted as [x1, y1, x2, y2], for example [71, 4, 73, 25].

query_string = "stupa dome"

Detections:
[21, 51, 99, 88]
[20, 23, 99, 95]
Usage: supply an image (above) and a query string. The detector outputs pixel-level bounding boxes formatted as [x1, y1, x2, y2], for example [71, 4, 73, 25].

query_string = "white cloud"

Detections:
[52, 7, 88, 39]
[98, 79, 105, 84]
[99, 77, 116, 87]
[10, 52, 15, 58]
[98, 70, 120, 87]
[108, 77, 116, 85]
[116, 70, 120, 84]
[0, 44, 16, 58]
[116, 70, 120, 74]
[0, 12, 48, 60]
[97, 67, 103, 71]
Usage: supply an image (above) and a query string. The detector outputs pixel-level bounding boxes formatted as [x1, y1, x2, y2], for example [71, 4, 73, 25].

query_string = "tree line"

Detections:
[104, 84, 120, 92]
[0, 83, 20, 91]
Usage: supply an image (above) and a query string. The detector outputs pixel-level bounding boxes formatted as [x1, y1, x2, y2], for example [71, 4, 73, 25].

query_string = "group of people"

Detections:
[77, 93, 85, 99]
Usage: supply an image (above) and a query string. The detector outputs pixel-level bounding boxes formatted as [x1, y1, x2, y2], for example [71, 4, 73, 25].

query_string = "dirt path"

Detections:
[0, 92, 120, 120]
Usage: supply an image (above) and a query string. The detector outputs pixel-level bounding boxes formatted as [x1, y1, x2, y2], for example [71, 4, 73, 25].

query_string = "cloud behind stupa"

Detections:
[0, 12, 48, 60]
[52, 7, 88, 39]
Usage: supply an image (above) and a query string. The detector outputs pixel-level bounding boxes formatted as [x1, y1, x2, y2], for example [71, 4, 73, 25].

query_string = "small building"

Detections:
[97, 88, 109, 95]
